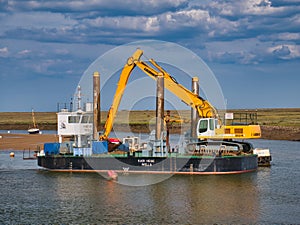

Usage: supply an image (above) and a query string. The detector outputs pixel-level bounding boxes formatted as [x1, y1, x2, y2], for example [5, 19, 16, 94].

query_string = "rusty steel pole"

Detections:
[155, 75, 164, 151]
[93, 71, 101, 140]
[191, 77, 199, 139]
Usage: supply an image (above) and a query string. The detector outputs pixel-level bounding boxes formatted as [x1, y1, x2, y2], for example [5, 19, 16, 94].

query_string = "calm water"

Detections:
[0, 139, 299, 224]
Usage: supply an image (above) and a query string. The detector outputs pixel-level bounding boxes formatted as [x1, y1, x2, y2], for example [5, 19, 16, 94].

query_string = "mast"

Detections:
[32, 109, 37, 128]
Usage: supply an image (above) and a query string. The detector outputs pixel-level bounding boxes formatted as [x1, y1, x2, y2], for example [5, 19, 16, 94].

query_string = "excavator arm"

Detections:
[99, 50, 143, 140]
[99, 49, 218, 140]
[134, 58, 218, 118]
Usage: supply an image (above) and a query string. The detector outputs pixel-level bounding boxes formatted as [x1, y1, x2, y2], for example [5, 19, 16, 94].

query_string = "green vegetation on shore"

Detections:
[0, 109, 299, 140]
[0, 112, 56, 130]
[254, 108, 300, 127]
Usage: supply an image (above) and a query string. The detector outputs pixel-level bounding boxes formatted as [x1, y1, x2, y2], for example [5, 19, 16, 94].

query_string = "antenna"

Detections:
[77, 85, 82, 110]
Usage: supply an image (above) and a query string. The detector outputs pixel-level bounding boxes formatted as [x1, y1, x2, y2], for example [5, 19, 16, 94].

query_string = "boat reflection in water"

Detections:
[49, 171, 259, 224]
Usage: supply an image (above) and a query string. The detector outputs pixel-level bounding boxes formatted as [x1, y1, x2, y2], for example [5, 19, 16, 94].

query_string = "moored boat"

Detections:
[28, 127, 40, 134]
[28, 109, 40, 134]
[36, 108, 258, 174]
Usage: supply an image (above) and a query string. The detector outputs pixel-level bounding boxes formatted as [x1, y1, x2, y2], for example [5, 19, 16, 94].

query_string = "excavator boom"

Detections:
[99, 50, 143, 140]
[135, 59, 218, 118]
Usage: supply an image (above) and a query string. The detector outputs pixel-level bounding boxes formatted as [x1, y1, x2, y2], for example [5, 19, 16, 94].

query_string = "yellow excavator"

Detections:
[99, 49, 261, 154]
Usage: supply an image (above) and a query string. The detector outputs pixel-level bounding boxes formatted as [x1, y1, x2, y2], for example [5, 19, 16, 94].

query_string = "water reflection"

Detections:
[38, 171, 259, 224]
[147, 174, 260, 224]
[0, 139, 299, 224]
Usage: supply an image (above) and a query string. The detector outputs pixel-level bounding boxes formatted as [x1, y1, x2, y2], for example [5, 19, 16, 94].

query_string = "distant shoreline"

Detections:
[0, 109, 299, 143]
[1, 124, 299, 151]
[0, 124, 299, 142]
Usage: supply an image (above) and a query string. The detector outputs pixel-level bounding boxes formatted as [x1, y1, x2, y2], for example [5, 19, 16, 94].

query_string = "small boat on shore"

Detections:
[28, 109, 40, 134]
[28, 127, 40, 134]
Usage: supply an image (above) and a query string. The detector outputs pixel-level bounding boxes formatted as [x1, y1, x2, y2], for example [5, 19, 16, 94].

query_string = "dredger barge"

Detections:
[37, 49, 271, 174]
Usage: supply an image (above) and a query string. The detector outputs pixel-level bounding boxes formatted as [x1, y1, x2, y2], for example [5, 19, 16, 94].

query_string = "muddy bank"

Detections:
[260, 125, 300, 141]
[0, 133, 58, 150]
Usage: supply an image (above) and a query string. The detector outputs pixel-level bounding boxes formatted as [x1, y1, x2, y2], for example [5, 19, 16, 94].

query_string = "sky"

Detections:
[0, 0, 299, 112]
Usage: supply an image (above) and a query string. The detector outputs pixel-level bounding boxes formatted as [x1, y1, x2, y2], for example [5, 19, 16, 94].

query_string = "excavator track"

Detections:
[186, 140, 253, 156]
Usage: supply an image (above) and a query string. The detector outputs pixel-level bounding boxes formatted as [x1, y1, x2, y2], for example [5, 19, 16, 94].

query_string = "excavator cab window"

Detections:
[198, 119, 208, 133]
[209, 119, 215, 131]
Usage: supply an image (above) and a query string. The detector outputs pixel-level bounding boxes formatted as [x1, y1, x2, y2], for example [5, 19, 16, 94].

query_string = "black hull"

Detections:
[38, 154, 258, 174]
[28, 129, 40, 134]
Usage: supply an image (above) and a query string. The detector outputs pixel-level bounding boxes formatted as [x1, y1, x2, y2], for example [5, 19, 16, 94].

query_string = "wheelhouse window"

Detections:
[81, 115, 91, 123]
[68, 116, 80, 123]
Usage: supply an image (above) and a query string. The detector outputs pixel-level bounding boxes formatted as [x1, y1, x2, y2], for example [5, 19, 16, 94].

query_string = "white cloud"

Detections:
[268, 44, 300, 59]
[83, 8, 236, 38]
[209, 0, 293, 16]
[268, 32, 300, 41]
[0, 47, 9, 56]
[85, 16, 155, 33]
[0, 47, 8, 53]
[175, 9, 210, 22]
[145, 17, 160, 32]
[1, 0, 299, 65]
[204, 39, 300, 64]
[18, 49, 31, 55]
[244, 0, 274, 14]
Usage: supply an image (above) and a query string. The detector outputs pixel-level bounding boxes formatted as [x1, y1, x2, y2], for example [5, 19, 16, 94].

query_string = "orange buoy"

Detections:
[10, 152, 15, 158]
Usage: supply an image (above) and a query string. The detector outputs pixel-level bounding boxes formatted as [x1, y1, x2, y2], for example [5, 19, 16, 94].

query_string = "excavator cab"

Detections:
[197, 118, 219, 138]
[197, 114, 261, 140]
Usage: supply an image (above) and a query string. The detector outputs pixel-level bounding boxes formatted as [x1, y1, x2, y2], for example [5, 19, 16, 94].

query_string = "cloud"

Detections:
[269, 44, 300, 59]
[208, 0, 274, 16]
[2, 0, 188, 16]
[0, 46, 8, 53]
[0, 0, 300, 111]
[17, 49, 31, 55]
[263, 32, 300, 43]
[0, 47, 9, 57]
[1, 0, 299, 65]
[273, 45, 291, 57]
[205, 38, 300, 64]
[206, 0, 300, 17]
[214, 51, 257, 64]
